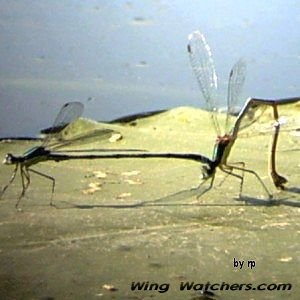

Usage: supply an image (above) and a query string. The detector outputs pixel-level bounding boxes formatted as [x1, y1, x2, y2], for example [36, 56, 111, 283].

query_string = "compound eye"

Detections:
[3, 153, 13, 164]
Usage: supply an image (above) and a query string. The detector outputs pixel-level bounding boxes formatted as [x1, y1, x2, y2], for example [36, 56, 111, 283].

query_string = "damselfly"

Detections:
[0, 102, 146, 208]
[83, 32, 299, 200]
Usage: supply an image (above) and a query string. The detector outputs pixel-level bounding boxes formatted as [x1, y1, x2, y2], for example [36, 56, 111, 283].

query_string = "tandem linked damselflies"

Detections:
[1, 31, 299, 208]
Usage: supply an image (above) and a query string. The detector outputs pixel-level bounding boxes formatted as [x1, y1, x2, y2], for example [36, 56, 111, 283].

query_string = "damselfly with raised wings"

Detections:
[186, 31, 299, 192]
[1, 31, 299, 208]
[85, 31, 299, 200]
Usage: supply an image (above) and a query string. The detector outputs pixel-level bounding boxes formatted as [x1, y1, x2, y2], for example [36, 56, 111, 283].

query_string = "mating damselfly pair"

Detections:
[1, 31, 299, 208]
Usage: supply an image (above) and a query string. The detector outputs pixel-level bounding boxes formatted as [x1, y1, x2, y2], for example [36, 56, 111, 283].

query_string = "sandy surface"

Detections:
[0, 106, 299, 300]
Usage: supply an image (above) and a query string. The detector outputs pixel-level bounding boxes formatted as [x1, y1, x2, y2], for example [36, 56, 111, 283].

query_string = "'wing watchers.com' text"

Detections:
[131, 281, 292, 294]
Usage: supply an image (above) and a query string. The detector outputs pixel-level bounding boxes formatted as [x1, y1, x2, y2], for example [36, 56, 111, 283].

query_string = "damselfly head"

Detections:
[201, 164, 214, 179]
[3, 153, 14, 165]
[216, 134, 232, 144]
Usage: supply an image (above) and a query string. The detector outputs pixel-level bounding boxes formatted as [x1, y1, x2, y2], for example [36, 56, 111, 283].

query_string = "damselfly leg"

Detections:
[234, 97, 300, 190]
[28, 168, 55, 205]
[0, 163, 19, 199]
[14, 166, 56, 208]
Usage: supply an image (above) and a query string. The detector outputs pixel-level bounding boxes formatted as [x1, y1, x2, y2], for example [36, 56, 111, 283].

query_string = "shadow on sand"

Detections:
[55, 183, 300, 210]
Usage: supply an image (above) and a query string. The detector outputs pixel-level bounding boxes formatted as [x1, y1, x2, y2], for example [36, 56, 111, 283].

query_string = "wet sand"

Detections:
[0, 107, 299, 300]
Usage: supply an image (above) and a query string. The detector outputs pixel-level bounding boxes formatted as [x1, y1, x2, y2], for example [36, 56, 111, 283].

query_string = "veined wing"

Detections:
[41, 102, 143, 152]
[42, 102, 84, 147]
[40, 102, 118, 150]
[187, 31, 221, 135]
[225, 58, 247, 134]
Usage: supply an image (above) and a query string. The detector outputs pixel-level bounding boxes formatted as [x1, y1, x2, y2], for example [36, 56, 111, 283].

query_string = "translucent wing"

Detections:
[187, 31, 220, 135]
[232, 98, 300, 139]
[225, 59, 247, 133]
[42, 102, 84, 147]
[49, 102, 84, 133]
[40, 101, 147, 152]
